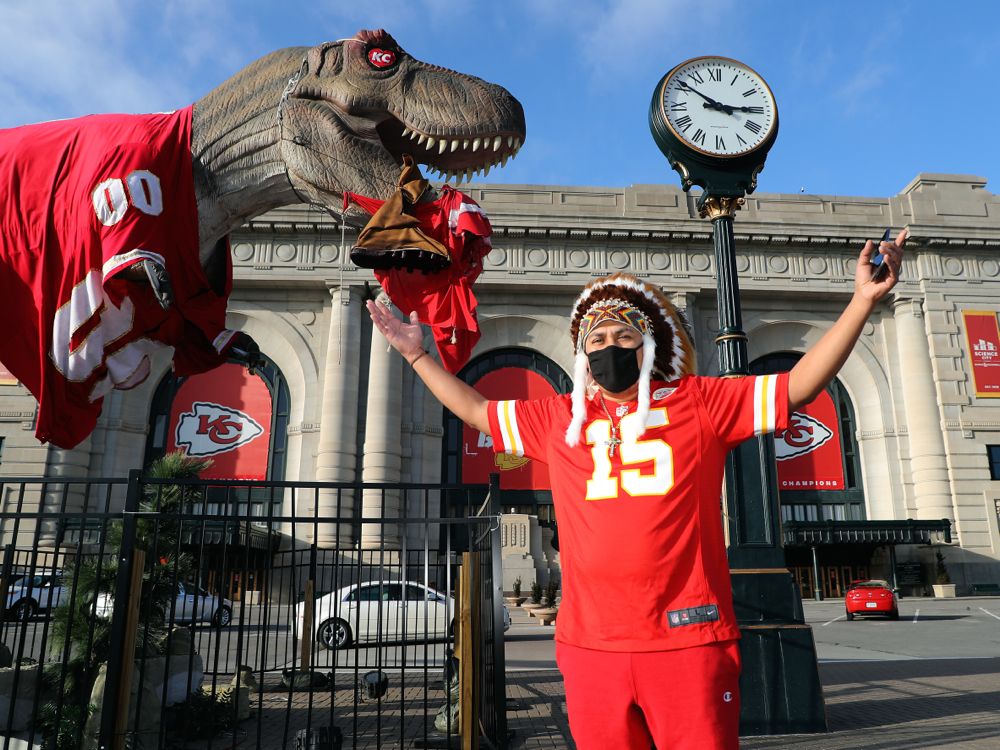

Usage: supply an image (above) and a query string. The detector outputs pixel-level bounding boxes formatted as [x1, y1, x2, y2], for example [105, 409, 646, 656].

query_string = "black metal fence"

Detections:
[0, 471, 507, 750]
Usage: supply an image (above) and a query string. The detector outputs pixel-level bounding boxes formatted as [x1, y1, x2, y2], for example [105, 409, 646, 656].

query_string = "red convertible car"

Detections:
[845, 579, 899, 620]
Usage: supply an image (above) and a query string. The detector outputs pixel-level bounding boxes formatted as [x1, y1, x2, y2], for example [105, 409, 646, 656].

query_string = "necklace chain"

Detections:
[598, 394, 626, 457]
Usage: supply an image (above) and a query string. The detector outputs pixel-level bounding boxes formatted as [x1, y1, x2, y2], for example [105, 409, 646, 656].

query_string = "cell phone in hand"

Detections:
[869, 228, 892, 280]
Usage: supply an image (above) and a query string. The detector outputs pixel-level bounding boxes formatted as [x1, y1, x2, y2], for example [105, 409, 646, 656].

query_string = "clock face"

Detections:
[658, 56, 777, 158]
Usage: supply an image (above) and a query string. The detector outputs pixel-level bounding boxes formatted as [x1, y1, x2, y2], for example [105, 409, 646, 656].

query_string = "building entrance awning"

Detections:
[782, 519, 952, 546]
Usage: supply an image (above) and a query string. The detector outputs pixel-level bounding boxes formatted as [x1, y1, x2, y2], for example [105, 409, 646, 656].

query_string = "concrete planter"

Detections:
[504, 596, 526, 607]
[531, 607, 558, 626]
[520, 601, 544, 612]
[932, 583, 957, 598]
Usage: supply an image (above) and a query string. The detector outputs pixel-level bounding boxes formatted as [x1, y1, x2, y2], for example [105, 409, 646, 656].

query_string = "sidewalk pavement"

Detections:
[505, 657, 1000, 750]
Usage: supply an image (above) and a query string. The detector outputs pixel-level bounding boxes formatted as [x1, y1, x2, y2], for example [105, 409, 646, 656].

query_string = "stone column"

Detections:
[892, 297, 955, 522]
[314, 286, 361, 547]
[360, 321, 403, 550]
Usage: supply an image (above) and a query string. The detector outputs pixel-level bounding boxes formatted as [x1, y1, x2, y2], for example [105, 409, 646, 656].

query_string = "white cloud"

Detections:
[0, 0, 264, 128]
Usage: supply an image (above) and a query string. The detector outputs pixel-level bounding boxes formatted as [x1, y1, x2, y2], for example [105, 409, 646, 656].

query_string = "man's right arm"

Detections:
[367, 299, 490, 434]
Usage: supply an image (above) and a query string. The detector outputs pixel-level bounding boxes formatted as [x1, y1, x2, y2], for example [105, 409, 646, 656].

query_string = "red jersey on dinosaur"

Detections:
[0, 107, 238, 448]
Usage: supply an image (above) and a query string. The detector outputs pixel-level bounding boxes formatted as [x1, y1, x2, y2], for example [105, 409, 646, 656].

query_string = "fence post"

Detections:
[488, 473, 508, 747]
[98, 468, 142, 750]
[0, 543, 14, 621]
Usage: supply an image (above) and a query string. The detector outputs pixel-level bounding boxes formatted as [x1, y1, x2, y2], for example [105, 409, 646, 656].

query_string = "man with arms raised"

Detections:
[368, 230, 906, 749]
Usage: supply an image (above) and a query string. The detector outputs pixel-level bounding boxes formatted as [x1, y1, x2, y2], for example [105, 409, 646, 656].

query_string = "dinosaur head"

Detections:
[278, 29, 526, 206]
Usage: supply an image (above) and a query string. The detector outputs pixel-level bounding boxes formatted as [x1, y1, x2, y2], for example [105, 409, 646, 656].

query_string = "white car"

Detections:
[96, 581, 233, 627]
[295, 581, 511, 650]
[4, 570, 65, 620]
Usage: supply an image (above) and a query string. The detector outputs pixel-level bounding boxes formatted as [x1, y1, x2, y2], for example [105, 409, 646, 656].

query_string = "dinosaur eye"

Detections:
[366, 46, 398, 70]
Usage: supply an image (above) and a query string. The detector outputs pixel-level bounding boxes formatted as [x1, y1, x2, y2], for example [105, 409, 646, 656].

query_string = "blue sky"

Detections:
[1, 0, 996, 199]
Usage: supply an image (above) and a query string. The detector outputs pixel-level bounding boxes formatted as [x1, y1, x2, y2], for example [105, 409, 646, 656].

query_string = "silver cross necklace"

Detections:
[598, 394, 629, 457]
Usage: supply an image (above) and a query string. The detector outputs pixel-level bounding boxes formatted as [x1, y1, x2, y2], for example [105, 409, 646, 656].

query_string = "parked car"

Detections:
[845, 579, 898, 620]
[96, 581, 233, 627]
[296, 581, 511, 650]
[4, 570, 65, 620]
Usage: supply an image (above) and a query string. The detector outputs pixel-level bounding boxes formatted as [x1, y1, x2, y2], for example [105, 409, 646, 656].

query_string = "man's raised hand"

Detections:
[366, 299, 425, 362]
[856, 227, 907, 304]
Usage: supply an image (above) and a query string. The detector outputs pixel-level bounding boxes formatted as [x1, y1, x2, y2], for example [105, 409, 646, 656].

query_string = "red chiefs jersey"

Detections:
[487, 373, 790, 652]
[0, 107, 236, 448]
[345, 185, 492, 372]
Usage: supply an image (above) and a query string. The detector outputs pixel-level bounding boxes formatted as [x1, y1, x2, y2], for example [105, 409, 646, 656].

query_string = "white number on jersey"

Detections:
[585, 408, 675, 501]
[92, 169, 163, 226]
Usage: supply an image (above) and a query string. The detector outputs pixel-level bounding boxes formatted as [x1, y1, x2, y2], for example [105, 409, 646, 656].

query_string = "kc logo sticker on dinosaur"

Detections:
[367, 48, 397, 68]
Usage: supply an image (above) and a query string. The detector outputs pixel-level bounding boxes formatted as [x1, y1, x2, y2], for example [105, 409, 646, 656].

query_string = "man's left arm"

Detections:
[788, 228, 907, 411]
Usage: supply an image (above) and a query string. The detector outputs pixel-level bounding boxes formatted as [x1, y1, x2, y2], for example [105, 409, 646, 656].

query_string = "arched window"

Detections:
[442, 347, 571, 521]
[750, 352, 865, 521]
[144, 356, 290, 482]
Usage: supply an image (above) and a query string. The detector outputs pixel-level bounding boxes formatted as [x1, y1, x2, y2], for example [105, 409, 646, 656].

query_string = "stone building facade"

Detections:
[1, 172, 999, 594]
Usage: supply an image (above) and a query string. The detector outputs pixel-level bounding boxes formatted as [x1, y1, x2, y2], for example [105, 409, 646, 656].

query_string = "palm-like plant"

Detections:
[39, 451, 211, 749]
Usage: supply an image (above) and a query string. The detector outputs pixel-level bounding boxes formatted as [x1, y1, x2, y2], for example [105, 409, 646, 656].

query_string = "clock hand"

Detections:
[679, 81, 734, 115]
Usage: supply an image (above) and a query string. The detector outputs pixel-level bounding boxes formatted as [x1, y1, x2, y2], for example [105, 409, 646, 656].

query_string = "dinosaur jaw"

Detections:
[375, 116, 523, 184]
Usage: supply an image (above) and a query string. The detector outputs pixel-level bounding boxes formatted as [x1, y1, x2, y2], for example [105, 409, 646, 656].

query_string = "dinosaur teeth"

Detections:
[513, 137, 521, 152]
[402, 127, 411, 137]
[507, 136, 513, 149]
[427, 136, 436, 149]
[417, 134, 426, 146]
[483, 164, 492, 177]
[463, 139, 470, 150]
[472, 138, 481, 153]
[493, 136, 502, 152]
[502, 154, 510, 168]
[438, 140, 448, 155]
[451, 140, 460, 153]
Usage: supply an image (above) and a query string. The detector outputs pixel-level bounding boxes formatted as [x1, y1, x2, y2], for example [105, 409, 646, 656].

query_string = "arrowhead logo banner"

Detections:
[774, 389, 845, 491]
[175, 402, 264, 457]
[166, 363, 273, 480]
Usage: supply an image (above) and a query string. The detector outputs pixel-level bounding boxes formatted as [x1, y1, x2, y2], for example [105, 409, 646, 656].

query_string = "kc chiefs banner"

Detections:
[774, 389, 845, 491]
[166, 363, 272, 480]
[463, 367, 555, 489]
[962, 310, 1000, 398]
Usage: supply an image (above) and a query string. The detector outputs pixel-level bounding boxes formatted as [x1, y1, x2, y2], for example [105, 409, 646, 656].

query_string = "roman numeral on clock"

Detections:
[744, 120, 762, 135]
[708, 68, 722, 82]
[674, 115, 692, 132]
[688, 70, 704, 85]
[715, 135, 726, 151]
[692, 128, 706, 146]
[669, 101, 687, 111]
[737, 133, 748, 146]
[742, 88, 756, 98]
[746, 106, 764, 114]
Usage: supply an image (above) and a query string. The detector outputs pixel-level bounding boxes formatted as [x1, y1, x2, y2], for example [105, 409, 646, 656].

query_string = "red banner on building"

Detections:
[962, 310, 1000, 398]
[462, 367, 556, 490]
[775, 389, 845, 491]
[0, 360, 16, 386]
[166, 363, 272, 480]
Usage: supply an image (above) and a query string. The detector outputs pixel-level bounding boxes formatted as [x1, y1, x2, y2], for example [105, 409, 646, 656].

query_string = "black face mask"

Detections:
[587, 345, 641, 393]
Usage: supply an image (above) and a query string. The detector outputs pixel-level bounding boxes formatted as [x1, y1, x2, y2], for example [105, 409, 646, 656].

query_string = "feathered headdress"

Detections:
[565, 274, 696, 447]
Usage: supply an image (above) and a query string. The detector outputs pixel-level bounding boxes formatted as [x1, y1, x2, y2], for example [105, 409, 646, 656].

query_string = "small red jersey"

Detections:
[0, 107, 236, 448]
[345, 186, 492, 372]
[487, 373, 790, 652]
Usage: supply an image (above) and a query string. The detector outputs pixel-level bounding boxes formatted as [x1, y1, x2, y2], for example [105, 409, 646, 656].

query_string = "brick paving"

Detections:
[8, 655, 993, 748]
[505, 658, 1000, 750]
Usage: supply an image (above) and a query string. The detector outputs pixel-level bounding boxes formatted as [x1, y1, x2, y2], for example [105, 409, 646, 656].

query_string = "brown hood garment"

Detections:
[346, 155, 493, 372]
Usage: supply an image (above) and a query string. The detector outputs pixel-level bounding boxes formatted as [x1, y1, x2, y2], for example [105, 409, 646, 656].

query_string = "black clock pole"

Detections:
[650, 55, 827, 735]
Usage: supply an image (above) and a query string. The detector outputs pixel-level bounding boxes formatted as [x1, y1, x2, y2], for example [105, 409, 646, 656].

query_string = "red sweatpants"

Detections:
[556, 639, 741, 750]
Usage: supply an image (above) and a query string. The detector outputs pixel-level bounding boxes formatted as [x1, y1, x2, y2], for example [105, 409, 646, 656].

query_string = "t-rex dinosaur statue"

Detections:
[0, 28, 525, 448]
